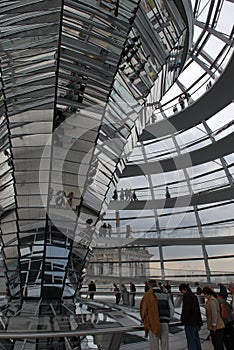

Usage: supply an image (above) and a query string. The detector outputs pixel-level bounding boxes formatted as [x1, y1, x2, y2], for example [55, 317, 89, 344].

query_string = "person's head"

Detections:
[148, 279, 157, 289]
[86, 218, 93, 225]
[179, 283, 190, 294]
[202, 286, 214, 299]
[195, 282, 200, 286]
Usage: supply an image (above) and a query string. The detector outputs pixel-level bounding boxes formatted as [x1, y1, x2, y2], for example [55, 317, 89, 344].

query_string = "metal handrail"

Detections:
[0, 321, 183, 339]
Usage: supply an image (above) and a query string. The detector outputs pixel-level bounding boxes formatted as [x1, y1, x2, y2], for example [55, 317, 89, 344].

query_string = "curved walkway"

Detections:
[122, 131, 234, 177]
[108, 185, 234, 210]
[139, 52, 234, 141]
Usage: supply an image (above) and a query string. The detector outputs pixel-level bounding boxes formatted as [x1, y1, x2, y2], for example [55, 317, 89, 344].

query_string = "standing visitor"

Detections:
[144, 281, 149, 293]
[227, 282, 234, 312]
[179, 283, 203, 350]
[165, 186, 171, 199]
[130, 281, 136, 307]
[217, 293, 234, 350]
[152, 280, 174, 350]
[140, 280, 160, 349]
[121, 284, 129, 306]
[195, 282, 203, 295]
[179, 95, 185, 109]
[113, 283, 121, 304]
[203, 286, 225, 350]
[88, 281, 96, 299]
[218, 283, 228, 300]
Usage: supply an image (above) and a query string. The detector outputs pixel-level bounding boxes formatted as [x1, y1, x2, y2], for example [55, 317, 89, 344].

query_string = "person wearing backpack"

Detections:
[217, 293, 234, 350]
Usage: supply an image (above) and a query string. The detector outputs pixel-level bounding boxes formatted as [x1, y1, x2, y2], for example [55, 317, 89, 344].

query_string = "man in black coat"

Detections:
[179, 283, 203, 350]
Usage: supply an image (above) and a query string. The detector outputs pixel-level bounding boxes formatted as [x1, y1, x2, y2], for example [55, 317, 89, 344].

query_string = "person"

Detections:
[140, 280, 160, 349]
[126, 224, 132, 238]
[83, 219, 95, 238]
[227, 282, 234, 312]
[173, 105, 178, 113]
[195, 282, 203, 295]
[125, 188, 130, 200]
[113, 283, 121, 304]
[107, 223, 112, 237]
[130, 281, 136, 307]
[165, 186, 170, 199]
[132, 190, 138, 201]
[164, 281, 172, 293]
[151, 280, 174, 350]
[88, 281, 96, 299]
[67, 191, 74, 207]
[120, 188, 125, 200]
[218, 283, 228, 300]
[184, 91, 193, 105]
[121, 284, 129, 306]
[217, 293, 234, 350]
[203, 286, 225, 350]
[144, 281, 149, 293]
[158, 282, 167, 293]
[102, 223, 107, 238]
[112, 189, 118, 200]
[178, 95, 185, 109]
[179, 283, 203, 350]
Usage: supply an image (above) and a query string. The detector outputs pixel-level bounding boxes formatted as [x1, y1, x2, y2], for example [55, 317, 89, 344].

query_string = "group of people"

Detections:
[140, 280, 234, 350]
[112, 188, 138, 201]
[99, 223, 112, 237]
[113, 282, 137, 307]
[172, 92, 193, 113]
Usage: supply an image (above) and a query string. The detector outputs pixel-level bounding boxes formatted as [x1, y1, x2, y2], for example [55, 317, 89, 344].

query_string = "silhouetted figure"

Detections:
[195, 282, 203, 295]
[112, 189, 118, 200]
[144, 281, 149, 292]
[67, 191, 74, 207]
[88, 281, 96, 299]
[164, 281, 172, 293]
[113, 283, 121, 304]
[107, 223, 112, 237]
[179, 95, 185, 110]
[120, 188, 124, 200]
[130, 282, 136, 307]
[121, 284, 129, 305]
[173, 105, 178, 113]
[218, 283, 228, 300]
[126, 224, 132, 238]
[166, 186, 171, 199]
[132, 190, 138, 201]
[102, 223, 107, 237]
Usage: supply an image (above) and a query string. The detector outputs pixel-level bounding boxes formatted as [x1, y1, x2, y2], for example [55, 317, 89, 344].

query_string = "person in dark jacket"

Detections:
[130, 282, 136, 307]
[88, 281, 96, 299]
[218, 283, 228, 300]
[179, 283, 203, 350]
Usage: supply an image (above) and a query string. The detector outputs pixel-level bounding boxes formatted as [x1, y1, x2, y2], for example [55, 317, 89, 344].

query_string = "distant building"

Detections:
[87, 247, 153, 281]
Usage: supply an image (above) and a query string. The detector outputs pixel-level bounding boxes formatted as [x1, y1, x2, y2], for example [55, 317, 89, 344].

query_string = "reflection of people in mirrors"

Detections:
[48, 187, 54, 203]
[55, 190, 66, 207]
[112, 189, 118, 200]
[67, 191, 74, 207]
[166, 186, 171, 199]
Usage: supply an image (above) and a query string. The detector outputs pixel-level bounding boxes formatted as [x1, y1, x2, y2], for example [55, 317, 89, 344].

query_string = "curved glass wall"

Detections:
[100, 0, 234, 283]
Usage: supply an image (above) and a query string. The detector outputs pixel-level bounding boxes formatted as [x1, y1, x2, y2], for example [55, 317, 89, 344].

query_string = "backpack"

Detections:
[219, 300, 234, 324]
